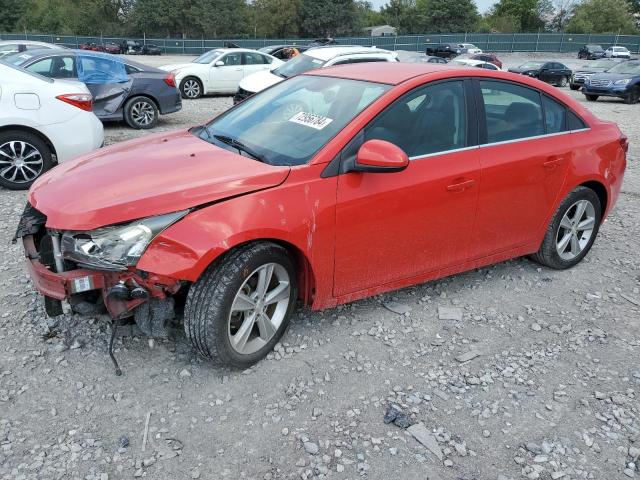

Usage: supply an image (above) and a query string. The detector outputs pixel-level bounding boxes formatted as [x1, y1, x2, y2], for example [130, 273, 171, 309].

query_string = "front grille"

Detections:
[589, 79, 612, 87]
[574, 72, 594, 82]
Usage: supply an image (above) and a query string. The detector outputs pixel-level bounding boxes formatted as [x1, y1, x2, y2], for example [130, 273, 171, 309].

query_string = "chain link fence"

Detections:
[2, 32, 640, 55]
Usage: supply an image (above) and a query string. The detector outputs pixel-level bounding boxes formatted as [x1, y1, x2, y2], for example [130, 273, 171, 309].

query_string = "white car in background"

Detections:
[234, 46, 398, 103]
[0, 63, 103, 190]
[451, 58, 501, 70]
[459, 43, 483, 54]
[605, 46, 631, 59]
[0, 40, 65, 59]
[160, 48, 283, 99]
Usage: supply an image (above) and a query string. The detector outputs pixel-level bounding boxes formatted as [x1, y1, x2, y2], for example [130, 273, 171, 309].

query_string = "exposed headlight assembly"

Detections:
[61, 210, 188, 271]
[614, 79, 631, 85]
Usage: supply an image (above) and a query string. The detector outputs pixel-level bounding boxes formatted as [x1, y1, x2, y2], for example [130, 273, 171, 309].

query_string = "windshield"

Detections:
[199, 75, 390, 166]
[258, 46, 277, 54]
[587, 45, 603, 51]
[519, 61, 544, 69]
[192, 49, 224, 64]
[3, 52, 35, 65]
[272, 53, 325, 78]
[587, 59, 620, 69]
[608, 61, 640, 75]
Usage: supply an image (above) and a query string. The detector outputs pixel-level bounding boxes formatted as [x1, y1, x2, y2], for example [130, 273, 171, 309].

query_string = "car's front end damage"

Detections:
[15, 203, 185, 327]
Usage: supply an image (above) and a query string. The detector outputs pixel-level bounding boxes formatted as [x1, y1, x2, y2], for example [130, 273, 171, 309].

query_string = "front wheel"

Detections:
[530, 186, 601, 270]
[624, 87, 639, 104]
[585, 94, 599, 101]
[569, 84, 580, 91]
[184, 242, 297, 368]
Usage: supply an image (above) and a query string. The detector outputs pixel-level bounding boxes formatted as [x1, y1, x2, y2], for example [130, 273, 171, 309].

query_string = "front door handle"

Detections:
[446, 179, 475, 193]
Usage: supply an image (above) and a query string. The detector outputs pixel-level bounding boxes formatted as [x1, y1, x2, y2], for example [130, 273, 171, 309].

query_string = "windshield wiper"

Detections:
[213, 134, 265, 163]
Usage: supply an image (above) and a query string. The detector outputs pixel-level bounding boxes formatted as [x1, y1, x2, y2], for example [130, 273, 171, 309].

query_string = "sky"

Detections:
[369, 0, 497, 14]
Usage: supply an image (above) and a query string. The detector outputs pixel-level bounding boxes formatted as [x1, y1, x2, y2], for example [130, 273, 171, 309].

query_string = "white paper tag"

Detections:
[73, 277, 92, 293]
[288, 111, 333, 130]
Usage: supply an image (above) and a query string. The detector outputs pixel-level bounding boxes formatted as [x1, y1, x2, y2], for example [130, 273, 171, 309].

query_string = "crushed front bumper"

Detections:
[22, 234, 181, 320]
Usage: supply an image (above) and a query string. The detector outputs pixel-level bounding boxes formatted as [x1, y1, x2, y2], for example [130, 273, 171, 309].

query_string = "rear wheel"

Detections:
[123, 96, 158, 129]
[530, 186, 601, 270]
[585, 94, 599, 101]
[569, 84, 580, 91]
[180, 77, 202, 99]
[0, 131, 54, 190]
[184, 242, 297, 368]
[556, 76, 568, 87]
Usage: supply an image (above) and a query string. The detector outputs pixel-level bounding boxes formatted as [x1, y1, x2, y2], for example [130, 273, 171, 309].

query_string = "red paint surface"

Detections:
[27, 65, 627, 311]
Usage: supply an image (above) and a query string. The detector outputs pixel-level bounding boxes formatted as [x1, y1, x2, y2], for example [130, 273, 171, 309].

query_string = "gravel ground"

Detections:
[1, 53, 639, 480]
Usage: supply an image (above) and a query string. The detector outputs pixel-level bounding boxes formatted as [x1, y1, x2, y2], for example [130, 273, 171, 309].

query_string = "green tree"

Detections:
[190, 0, 249, 37]
[415, 0, 479, 32]
[250, 0, 301, 37]
[356, 1, 386, 28]
[566, 0, 636, 32]
[381, 0, 418, 33]
[300, 0, 359, 36]
[0, 0, 28, 32]
[490, 0, 547, 31]
[484, 12, 521, 31]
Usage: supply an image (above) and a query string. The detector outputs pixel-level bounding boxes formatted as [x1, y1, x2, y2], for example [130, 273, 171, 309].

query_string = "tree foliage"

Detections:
[415, 0, 479, 32]
[566, 0, 637, 32]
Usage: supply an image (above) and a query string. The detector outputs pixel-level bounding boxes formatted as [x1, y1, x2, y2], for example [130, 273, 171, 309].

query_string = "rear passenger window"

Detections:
[480, 80, 544, 143]
[567, 111, 587, 130]
[542, 95, 566, 133]
[365, 81, 467, 157]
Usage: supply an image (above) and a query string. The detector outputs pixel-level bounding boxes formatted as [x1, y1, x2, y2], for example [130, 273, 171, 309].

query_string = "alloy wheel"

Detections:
[130, 101, 156, 126]
[0, 141, 44, 184]
[183, 79, 201, 98]
[555, 199, 596, 261]
[227, 262, 291, 355]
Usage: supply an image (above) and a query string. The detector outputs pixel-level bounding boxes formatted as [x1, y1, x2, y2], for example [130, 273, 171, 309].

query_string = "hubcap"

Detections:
[0, 141, 43, 184]
[228, 263, 291, 355]
[555, 199, 596, 260]
[131, 101, 155, 126]
[183, 80, 200, 98]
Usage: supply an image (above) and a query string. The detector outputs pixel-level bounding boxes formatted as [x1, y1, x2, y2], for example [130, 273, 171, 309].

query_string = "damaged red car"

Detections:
[16, 63, 627, 369]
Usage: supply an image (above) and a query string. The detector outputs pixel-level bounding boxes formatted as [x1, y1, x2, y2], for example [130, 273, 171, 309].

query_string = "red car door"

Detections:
[471, 80, 572, 258]
[333, 80, 481, 297]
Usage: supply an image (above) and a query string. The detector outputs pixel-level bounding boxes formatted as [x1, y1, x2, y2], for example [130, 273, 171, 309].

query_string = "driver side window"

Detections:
[364, 81, 467, 158]
[221, 53, 241, 66]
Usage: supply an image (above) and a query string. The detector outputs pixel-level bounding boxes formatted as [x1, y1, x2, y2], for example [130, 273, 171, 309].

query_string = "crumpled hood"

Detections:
[238, 69, 283, 94]
[29, 130, 290, 231]
[159, 63, 192, 72]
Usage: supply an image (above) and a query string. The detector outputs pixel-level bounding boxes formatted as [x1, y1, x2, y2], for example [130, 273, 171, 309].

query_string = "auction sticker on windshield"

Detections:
[289, 111, 333, 130]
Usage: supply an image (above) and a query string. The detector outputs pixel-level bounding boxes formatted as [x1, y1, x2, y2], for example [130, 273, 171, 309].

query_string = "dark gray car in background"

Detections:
[4, 49, 181, 129]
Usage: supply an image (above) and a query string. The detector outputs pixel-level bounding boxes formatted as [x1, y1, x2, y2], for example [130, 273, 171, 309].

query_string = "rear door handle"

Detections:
[446, 179, 475, 193]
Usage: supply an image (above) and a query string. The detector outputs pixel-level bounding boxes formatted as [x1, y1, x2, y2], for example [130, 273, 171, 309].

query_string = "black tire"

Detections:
[623, 87, 639, 105]
[570, 84, 580, 91]
[123, 96, 158, 129]
[184, 242, 298, 368]
[530, 186, 602, 270]
[180, 76, 203, 99]
[556, 76, 568, 87]
[585, 94, 599, 101]
[0, 130, 54, 190]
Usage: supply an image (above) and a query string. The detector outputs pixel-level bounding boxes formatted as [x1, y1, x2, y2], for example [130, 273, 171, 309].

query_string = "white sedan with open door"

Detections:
[160, 48, 283, 99]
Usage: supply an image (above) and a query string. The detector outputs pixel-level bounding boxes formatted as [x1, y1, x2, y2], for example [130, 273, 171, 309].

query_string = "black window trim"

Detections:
[472, 78, 590, 148]
[322, 77, 478, 177]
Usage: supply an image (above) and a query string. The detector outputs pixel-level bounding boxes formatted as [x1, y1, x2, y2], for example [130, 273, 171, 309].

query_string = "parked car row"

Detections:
[578, 44, 632, 60]
[425, 42, 483, 59]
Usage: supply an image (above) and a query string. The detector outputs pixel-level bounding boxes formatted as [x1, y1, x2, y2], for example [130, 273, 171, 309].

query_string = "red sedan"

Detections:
[17, 63, 627, 368]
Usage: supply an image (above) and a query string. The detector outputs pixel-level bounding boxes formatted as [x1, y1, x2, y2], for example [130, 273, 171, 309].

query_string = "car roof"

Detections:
[304, 45, 394, 61]
[7, 48, 163, 72]
[0, 40, 63, 47]
[308, 62, 465, 84]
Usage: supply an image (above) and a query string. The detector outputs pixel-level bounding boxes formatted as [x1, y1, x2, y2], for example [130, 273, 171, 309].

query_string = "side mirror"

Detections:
[214, 60, 225, 67]
[351, 139, 409, 173]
